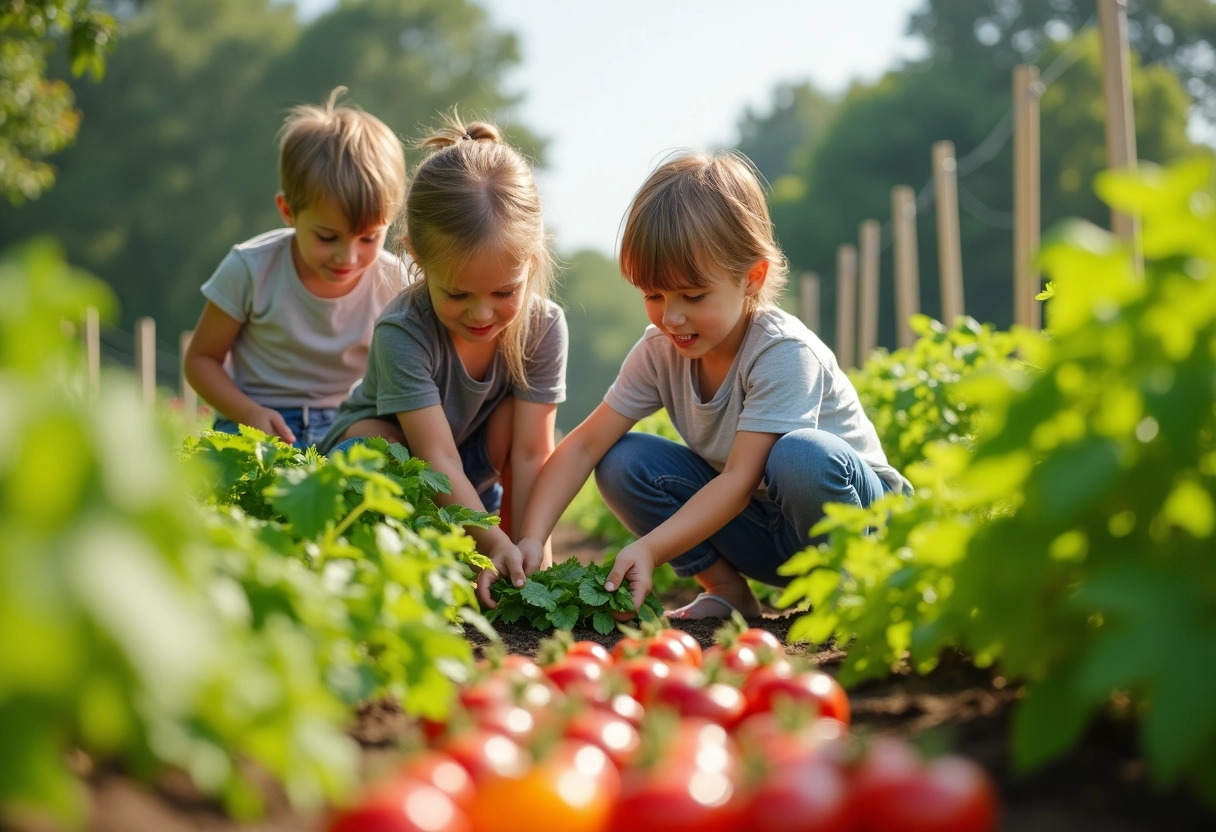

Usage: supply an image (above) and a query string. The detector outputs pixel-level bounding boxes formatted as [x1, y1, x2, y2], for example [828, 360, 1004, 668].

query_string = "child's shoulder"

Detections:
[231, 227, 294, 256]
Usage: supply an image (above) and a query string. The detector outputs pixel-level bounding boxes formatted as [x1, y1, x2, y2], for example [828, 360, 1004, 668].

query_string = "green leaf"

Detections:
[578, 579, 612, 606]
[268, 467, 345, 539]
[520, 580, 562, 612]
[1011, 667, 1094, 772]
[548, 604, 579, 630]
[592, 612, 616, 635]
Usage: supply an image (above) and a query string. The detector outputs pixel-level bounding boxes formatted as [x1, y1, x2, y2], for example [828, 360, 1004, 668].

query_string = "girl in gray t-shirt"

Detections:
[515, 150, 906, 621]
[321, 116, 567, 610]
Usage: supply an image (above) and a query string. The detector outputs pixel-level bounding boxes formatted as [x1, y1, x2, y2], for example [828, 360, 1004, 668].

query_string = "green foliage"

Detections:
[0, 0, 543, 341]
[770, 7, 1203, 349]
[850, 314, 1027, 471]
[780, 157, 1216, 805]
[0, 240, 360, 822]
[487, 557, 664, 634]
[0, 0, 115, 203]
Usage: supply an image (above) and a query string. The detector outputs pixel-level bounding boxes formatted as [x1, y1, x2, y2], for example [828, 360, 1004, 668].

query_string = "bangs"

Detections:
[619, 181, 724, 293]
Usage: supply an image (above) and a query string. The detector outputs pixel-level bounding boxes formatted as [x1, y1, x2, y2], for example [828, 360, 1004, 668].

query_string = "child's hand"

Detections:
[516, 537, 550, 575]
[243, 405, 297, 445]
[604, 541, 655, 620]
[475, 539, 527, 609]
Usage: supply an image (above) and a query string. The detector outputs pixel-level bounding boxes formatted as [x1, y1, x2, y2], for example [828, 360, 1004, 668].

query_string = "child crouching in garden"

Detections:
[512, 150, 909, 620]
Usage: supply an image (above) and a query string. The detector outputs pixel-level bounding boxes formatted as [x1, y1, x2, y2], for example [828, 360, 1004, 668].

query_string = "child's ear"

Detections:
[275, 193, 296, 227]
[744, 259, 769, 296]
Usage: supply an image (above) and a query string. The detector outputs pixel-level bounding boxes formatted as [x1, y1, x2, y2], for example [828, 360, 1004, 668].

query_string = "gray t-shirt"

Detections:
[604, 306, 909, 493]
[319, 289, 568, 453]
[201, 228, 407, 408]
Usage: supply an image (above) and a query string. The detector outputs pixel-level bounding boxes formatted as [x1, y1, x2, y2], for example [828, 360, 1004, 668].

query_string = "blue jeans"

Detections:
[212, 406, 337, 451]
[594, 430, 889, 585]
[328, 422, 503, 512]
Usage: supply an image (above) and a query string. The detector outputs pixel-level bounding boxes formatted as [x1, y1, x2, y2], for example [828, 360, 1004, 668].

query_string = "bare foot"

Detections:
[666, 591, 761, 621]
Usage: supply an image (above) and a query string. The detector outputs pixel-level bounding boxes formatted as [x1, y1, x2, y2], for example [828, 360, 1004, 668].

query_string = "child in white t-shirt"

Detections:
[184, 87, 406, 449]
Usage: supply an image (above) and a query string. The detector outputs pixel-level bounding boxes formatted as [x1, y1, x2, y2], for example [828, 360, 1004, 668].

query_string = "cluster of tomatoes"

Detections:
[325, 623, 999, 832]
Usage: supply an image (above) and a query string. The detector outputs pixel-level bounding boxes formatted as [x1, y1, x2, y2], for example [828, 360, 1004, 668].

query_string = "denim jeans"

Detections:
[594, 430, 889, 585]
[212, 406, 337, 451]
[328, 422, 503, 512]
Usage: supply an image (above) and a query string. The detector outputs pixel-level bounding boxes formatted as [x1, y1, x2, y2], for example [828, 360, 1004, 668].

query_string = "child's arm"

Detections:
[395, 404, 525, 608]
[514, 403, 636, 574]
[604, 430, 780, 613]
[184, 302, 297, 444]
[506, 399, 558, 571]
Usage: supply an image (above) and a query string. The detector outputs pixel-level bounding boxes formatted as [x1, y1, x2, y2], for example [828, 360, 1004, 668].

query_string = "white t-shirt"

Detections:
[604, 306, 909, 493]
[201, 228, 407, 408]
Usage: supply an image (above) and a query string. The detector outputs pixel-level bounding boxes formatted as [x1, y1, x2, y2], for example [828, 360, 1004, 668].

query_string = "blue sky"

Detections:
[288, 0, 926, 256]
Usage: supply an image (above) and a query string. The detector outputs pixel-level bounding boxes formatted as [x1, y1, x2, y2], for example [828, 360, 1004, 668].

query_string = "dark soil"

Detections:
[8, 525, 1214, 832]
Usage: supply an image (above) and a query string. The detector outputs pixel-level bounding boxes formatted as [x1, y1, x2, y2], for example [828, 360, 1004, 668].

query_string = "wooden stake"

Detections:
[835, 244, 857, 370]
[799, 272, 820, 332]
[858, 220, 881, 359]
[180, 330, 197, 417]
[1098, 0, 1142, 268]
[932, 141, 965, 324]
[1014, 64, 1042, 330]
[84, 306, 100, 400]
[135, 317, 156, 408]
[891, 185, 920, 348]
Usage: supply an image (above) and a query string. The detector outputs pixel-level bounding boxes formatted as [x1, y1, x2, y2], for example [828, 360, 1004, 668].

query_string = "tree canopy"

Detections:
[0, 0, 116, 203]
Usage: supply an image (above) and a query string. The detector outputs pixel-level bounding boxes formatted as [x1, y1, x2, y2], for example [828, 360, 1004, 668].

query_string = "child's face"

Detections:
[640, 262, 766, 363]
[276, 195, 389, 297]
[426, 245, 530, 345]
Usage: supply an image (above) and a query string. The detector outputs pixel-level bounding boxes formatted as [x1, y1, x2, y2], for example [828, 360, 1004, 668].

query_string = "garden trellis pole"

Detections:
[932, 140, 965, 324]
[799, 272, 820, 333]
[858, 219, 881, 360]
[891, 184, 920, 348]
[1098, 0, 1141, 271]
[135, 317, 157, 408]
[1014, 64, 1042, 331]
[835, 244, 857, 370]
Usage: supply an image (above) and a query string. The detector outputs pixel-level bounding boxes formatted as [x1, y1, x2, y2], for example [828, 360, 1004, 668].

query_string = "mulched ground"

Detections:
[7, 526, 1213, 832]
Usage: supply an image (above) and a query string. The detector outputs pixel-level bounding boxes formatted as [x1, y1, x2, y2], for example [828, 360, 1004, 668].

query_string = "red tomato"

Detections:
[475, 653, 542, 681]
[613, 655, 672, 702]
[563, 708, 642, 767]
[742, 670, 851, 725]
[613, 634, 691, 666]
[595, 692, 646, 728]
[646, 667, 746, 728]
[566, 640, 613, 665]
[736, 627, 784, 655]
[543, 655, 609, 694]
[745, 754, 852, 832]
[468, 741, 621, 832]
[739, 660, 794, 702]
[438, 730, 528, 784]
[469, 702, 537, 743]
[734, 712, 850, 767]
[605, 721, 744, 832]
[703, 643, 761, 675]
[327, 776, 470, 832]
[656, 629, 703, 667]
[399, 751, 475, 812]
[851, 745, 999, 832]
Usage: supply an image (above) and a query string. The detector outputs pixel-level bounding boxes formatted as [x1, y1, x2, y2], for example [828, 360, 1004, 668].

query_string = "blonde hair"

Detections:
[278, 87, 406, 231]
[404, 112, 555, 389]
[619, 150, 788, 311]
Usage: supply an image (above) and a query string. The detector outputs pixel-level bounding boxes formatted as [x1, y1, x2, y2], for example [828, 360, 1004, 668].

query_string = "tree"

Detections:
[768, 13, 1202, 352]
[734, 81, 837, 196]
[0, 0, 116, 203]
[907, 0, 1216, 123]
[0, 0, 543, 364]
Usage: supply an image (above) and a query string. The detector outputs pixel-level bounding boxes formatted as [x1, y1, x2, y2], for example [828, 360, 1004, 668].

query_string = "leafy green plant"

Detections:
[487, 557, 664, 634]
[849, 315, 1028, 472]
[780, 157, 1216, 806]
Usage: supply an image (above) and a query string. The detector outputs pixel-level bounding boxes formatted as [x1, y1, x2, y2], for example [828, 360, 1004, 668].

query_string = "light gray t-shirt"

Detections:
[604, 306, 909, 493]
[201, 228, 407, 408]
[319, 289, 568, 453]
